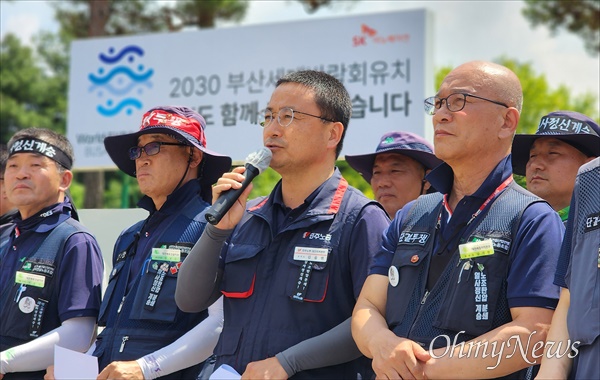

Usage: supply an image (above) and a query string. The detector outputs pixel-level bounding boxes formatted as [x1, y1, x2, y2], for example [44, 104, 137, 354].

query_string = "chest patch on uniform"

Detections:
[584, 212, 600, 233]
[29, 263, 55, 277]
[397, 231, 430, 246]
[293, 246, 328, 263]
[470, 235, 511, 255]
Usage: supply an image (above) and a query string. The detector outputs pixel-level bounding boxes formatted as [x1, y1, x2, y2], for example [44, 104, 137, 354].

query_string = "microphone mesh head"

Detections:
[245, 147, 272, 174]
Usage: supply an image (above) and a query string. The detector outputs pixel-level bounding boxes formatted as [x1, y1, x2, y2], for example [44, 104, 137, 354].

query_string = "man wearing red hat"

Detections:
[346, 131, 442, 219]
[511, 110, 599, 221]
[72, 106, 230, 379]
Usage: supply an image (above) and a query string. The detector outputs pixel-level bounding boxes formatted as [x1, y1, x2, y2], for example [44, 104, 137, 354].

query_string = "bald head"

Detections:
[433, 61, 523, 168]
[449, 61, 523, 112]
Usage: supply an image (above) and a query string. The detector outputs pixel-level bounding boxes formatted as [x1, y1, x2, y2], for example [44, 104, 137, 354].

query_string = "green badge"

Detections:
[22, 262, 32, 271]
[15, 271, 45, 288]
[151, 247, 181, 262]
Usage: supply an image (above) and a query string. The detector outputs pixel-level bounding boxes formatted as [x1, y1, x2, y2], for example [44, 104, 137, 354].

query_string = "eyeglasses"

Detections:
[259, 107, 336, 128]
[128, 141, 188, 160]
[424, 93, 509, 115]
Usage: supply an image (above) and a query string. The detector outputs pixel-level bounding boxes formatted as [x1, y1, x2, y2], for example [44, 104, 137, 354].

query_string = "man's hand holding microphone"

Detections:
[205, 147, 272, 229]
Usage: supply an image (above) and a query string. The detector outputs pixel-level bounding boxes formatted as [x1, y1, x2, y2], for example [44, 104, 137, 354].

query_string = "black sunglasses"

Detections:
[128, 141, 188, 160]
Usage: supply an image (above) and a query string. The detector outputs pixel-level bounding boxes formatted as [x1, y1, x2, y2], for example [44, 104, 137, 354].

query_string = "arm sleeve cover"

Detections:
[137, 296, 224, 379]
[176, 224, 232, 312]
[0, 317, 96, 374]
[274, 317, 362, 377]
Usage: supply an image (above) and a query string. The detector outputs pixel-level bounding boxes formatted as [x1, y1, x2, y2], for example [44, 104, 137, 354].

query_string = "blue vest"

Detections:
[216, 176, 381, 379]
[94, 196, 209, 379]
[386, 183, 542, 379]
[0, 219, 88, 348]
[566, 162, 599, 347]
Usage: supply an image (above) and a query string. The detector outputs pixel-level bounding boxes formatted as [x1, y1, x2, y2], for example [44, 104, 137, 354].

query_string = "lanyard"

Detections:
[438, 176, 513, 228]
[435, 177, 513, 255]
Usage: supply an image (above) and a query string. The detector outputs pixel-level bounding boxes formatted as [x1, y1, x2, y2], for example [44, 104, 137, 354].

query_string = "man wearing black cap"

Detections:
[346, 131, 442, 218]
[512, 110, 599, 221]
[88, 106, 231, 379]
[0, 128, 104, 380]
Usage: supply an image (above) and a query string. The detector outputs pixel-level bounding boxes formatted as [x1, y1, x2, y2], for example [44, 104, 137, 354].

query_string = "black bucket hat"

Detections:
[512, 111, 600, 175]
[104, 106, 232, 203]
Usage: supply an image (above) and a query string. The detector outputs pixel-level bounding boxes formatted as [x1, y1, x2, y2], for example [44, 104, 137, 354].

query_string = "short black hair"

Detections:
[276, 70, 352, 158]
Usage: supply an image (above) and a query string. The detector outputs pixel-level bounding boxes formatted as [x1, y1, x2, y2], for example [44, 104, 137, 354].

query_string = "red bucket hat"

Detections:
[104, 106, 231, 203]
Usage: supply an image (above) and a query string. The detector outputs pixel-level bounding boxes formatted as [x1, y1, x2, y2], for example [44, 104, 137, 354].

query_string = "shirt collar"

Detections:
[426, 155, 514, 200]
[14, 198, 74, 233]
[137, 179, 202, 214]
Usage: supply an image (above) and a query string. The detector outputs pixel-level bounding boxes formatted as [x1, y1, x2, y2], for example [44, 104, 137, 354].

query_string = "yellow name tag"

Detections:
[459, 239, 495, 260]
[15, 271, 46, 288]
[151, 248, 181, 262]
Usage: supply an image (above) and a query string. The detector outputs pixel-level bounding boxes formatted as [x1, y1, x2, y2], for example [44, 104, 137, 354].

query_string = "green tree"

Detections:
[0, 34, 65, 142]
[522, 0, 600, 55]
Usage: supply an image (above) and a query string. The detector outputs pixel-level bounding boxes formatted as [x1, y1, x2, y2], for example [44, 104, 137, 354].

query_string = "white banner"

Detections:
[67, 9, 432, 168]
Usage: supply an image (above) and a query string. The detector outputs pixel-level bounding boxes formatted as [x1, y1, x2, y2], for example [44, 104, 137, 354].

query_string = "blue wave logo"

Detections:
[88, 45, 154, 117]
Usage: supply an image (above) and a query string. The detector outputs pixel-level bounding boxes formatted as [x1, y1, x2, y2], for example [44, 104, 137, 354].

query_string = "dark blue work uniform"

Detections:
[0, 199, 104, 380]
[554, 158, 599, 379]
[371, 156, 563, 379]
[215, 169, 390, 378]
[93, 180, 211, 379]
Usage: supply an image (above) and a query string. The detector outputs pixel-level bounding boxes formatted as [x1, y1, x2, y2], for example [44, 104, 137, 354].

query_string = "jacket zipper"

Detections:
[119, 336, 129, 352]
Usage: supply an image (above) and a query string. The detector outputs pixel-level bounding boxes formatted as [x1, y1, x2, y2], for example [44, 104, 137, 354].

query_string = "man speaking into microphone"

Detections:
[176, 70, 390, 379]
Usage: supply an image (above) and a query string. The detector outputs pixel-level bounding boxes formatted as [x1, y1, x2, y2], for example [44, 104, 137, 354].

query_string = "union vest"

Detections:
[386, 182, 543, 379]
[93, 197, 209, 379]
[0, 219, 89, 349]
[216, 177, 383, 379]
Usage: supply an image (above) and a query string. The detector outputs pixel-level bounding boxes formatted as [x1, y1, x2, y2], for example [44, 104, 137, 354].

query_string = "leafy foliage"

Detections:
[0, 34, 66, 142]
[522, 0, 600, 55]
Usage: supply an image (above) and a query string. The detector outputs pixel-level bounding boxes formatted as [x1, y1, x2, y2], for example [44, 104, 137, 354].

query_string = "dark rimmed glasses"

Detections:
[128, 141, 187, 160]
[259, 107, 336, 127]
[424, 93, 509, 115]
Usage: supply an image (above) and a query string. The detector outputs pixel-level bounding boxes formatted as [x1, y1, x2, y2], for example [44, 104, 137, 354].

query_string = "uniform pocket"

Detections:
[386, 250, 427, 327]
[128, 260, 181, 323]
[434, 249, 509, 336]
[221, 244, 263, 299]
[285, 247, 331, 303]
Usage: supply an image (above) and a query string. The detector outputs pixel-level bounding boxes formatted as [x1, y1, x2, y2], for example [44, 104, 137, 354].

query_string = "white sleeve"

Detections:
[136, 296, 224, 379]
[0, 317, 96, 374]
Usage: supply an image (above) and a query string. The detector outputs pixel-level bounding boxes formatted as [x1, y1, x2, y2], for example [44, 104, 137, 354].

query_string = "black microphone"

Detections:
[205, 147, 272, 225]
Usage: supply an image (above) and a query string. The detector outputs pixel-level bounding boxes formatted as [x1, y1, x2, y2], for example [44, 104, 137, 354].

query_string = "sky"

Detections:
[1, 0, 599, 107]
